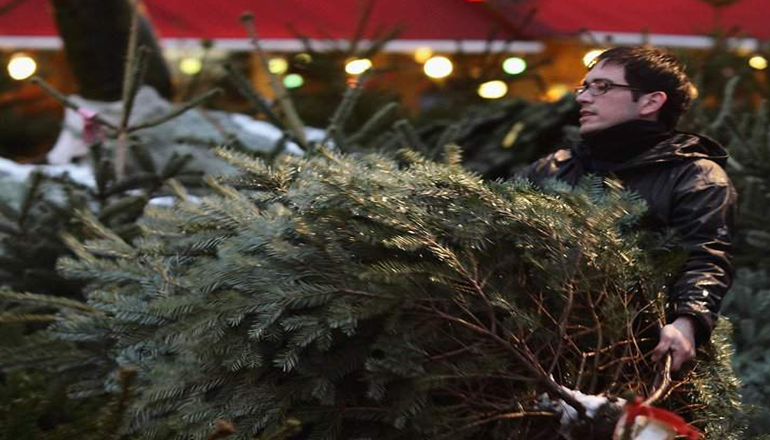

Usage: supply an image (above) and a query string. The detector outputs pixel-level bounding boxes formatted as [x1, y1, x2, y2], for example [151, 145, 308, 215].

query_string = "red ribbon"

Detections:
[624, 398, 701, 440]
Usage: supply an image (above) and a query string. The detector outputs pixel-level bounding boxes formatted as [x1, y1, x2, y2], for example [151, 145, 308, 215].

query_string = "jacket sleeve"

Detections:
[515, 156, 550, 182]
[514, 149, 572, 184]
[666, 161, 737, 345]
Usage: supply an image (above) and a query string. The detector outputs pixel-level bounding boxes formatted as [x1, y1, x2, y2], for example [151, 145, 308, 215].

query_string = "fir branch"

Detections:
[446, 410, 555, 437]
[98, 195, 148, 224]
[346, 0, 377, 57]
[166, 178, 190, 202]
[0, 312, 58, 323]
[212, 147, 294, 191]
[347, 101, 398, 145]
[394, 148, 428, 166]
[119, 47, 149, 132]
[159, 152, 195, 180]
[285, 22, 318, 54]
[18, 170, 45, 230]
[100, 171, 157, 196]
[223, 63, 285, 130]
[394, 119, 428, 152]
[95, 367, 138, 440]
[643, 352, 672, 405]
[320, 125, 345, 152]
[29, 77, 119, 131]
[120, 0, 143, 131]
[203, 175, 260, 215]
[361, 24, 403, 59]
[436, 124, 462, 152]
[416, 301, 587, 417]
[322, 72, 370, 147]
[240, 12, 309, 151]
[443, 144, 463, 167]
[547, 283, 575, 377]
[0, 219, 19, 235]
[0, 198, 19, 223]
[128, 88, 224, 133]
[587, 289, 604, 395]
[115, 1, 146, 179]
[0, 289, 99, 313]
[66, 210, 133, 253]
[130, 141, 157, 174]
[708, 76, 740, 132]
[95, 156, 115, 197]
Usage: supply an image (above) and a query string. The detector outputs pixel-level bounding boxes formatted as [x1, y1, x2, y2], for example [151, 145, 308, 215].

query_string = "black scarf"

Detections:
[572, 120, 672, 173]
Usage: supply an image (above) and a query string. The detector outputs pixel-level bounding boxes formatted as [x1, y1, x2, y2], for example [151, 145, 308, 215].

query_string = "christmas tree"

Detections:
[1, 140, 745, 438]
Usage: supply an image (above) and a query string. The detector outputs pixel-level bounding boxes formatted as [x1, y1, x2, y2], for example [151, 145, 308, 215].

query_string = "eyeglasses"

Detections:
[574, 79, 645, 96]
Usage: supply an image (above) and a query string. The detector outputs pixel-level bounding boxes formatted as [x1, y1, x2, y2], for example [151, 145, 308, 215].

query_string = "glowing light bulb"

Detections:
[345, 58, 372, 75]
[736, 46, 751, 56]
[179, 57, 202, 75]
[7, 54, 36, 80]
[583, 49, 604, 67]
[284, 73, 304, 89]
[268, 57, 288, 74]
[424, 56, 453, 79]
[749, 55, 768, 70]
[478, 80, 508, 99]
[414, 47, 434, 64]
[294, 53, 312, 65]
[502, 57, 527, 75]
[545, 84, 570, 102]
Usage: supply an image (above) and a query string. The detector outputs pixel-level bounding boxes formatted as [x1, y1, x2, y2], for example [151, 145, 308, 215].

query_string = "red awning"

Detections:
[510, 0, 770, 47]
[0, 0, 542, 52]
[0, 0, 767, 50]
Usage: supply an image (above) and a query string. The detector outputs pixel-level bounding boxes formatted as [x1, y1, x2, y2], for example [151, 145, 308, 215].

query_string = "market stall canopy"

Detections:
[0, 0, 766, 52]
[0, 0, 543, 53]
[509, 0, 769, 49]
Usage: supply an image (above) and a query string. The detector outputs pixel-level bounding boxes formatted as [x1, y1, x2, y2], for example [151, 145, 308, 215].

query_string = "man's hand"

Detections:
[651, 316, 697, 372]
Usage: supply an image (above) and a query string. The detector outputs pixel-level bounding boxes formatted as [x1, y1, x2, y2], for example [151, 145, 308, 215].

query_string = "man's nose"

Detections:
[575, 90, 592, 104]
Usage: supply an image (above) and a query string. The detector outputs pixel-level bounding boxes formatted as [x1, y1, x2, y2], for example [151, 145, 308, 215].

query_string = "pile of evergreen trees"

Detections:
[0, 143, 745, 439]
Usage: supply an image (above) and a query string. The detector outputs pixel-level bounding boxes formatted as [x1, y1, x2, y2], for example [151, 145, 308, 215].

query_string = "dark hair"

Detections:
[590, 46, 693, 130]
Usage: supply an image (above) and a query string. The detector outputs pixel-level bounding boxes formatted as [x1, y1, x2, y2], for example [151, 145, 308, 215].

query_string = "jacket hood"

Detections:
[629, 132, 729, 168]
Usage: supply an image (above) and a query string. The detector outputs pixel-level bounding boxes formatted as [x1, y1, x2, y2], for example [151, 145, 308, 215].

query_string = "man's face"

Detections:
[576, 61, 646, 136]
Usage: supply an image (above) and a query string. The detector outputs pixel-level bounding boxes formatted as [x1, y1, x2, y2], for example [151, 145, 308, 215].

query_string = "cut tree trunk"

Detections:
[49, 0, 173, 101]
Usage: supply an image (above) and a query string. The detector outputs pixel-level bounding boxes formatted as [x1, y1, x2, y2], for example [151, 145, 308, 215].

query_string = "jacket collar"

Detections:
[570, 120, 729, 172]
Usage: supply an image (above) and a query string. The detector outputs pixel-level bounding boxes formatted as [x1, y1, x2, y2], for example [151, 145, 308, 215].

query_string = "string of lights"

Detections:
[5, 47, 767, 101]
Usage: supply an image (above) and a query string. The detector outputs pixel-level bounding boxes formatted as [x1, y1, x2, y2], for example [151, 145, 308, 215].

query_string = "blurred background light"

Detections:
[7, 53, 36, 80]
[268, 57, 289, 74]
[502, 57, 527, 75]
[749, 55, 768, 70]
[284, 73, 304, 88]
[345, 58, 373, 75]
[545, 83, 570, 101]
[424, 56, 453, 79]
[414, 47, 434, 64]
[478, 80, 508, 99]
[582, 49, 604, 67]
[179, 57, 203, 75]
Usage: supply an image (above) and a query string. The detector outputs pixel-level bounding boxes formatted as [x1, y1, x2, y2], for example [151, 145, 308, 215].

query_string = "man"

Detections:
[519, 46, 737, 372]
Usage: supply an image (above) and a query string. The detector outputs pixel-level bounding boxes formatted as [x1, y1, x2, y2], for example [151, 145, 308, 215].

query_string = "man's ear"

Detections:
[639, 91, 667, 117]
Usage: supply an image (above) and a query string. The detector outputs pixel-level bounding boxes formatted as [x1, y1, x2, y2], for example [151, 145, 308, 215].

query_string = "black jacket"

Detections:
[519, 121, 737, 344]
